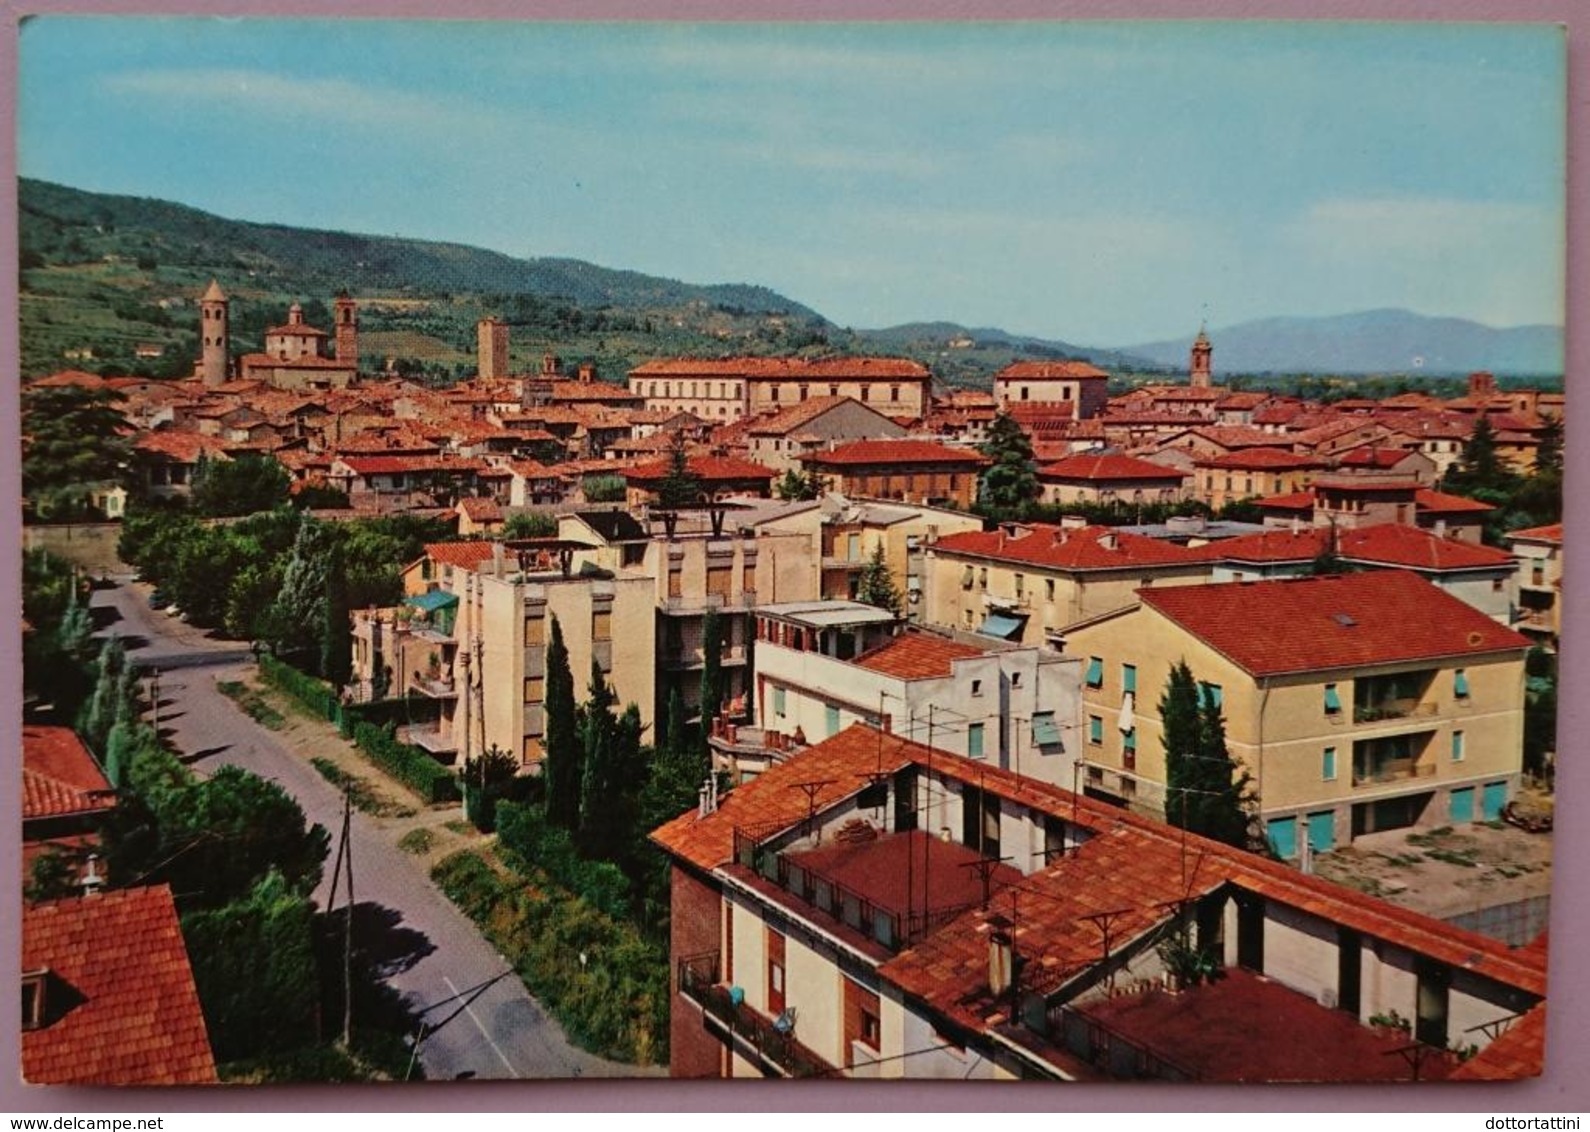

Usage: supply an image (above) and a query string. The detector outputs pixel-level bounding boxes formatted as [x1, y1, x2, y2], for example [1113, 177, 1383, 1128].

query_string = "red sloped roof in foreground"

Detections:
[1139, 570, 1530, 677]
[23, 886, 217, 1085]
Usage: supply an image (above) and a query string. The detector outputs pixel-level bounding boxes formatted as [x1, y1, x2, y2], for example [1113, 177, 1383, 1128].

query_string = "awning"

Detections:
[1031, 711, 1061, 747]
[977, 612, 1027, 640]
[407, 590, 460, 614]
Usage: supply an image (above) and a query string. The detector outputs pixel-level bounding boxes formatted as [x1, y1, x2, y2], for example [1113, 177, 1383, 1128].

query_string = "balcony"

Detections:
[401, 724, 458, 756]
[677, 951, 834, 1079]
[1352, 700, 1438, 725]
[1351, 759, 1436, 787]
[408, 675, 459, 699]
[663, 644, 749, 672]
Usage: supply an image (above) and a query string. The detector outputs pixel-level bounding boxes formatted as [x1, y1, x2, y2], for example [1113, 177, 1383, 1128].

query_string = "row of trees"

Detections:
[1441, 414, 1562, 543]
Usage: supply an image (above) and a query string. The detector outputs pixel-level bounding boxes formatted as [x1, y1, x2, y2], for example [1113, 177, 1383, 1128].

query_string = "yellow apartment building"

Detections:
[1055, 571, 1530, 857]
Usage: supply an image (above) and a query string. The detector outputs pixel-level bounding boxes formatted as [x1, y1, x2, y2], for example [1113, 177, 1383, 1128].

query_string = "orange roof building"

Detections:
[629, 355, 933, 424]
[23, 886, 217, 1085]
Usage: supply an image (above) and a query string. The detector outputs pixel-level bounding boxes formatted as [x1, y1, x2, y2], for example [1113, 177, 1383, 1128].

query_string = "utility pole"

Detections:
[326, 788, 356, 1049]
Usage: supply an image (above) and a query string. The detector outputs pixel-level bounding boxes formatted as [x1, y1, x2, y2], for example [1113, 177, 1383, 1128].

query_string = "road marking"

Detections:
[443, 974, 521, 1079]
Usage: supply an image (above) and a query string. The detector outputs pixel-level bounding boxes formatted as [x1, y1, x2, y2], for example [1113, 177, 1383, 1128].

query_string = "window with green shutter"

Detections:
[773, 686, 786, 717]
[967, 722, 985, 758]
[1322, 747, 1337, 781]
[1088, 716, 1103, 745]
[1324, 683, 1342, 714]
[1199, 682, 1223, 710]
[1454, 669, 1470, 699]
[1085, 657, 1104, 688]
[1122, 664, 1137, 695]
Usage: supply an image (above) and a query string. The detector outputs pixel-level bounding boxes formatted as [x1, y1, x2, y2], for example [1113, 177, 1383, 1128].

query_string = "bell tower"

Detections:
[199, 279, 230, 387]
[1189, 325, 1213, 389]
[334, 292, 359, 368]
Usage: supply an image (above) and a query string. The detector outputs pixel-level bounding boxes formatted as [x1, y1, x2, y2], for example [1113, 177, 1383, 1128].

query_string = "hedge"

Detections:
[258, 654, 340, 721]
[431, 851, 667, 1065]
[349, 721, 459, 804]
[494, 802, 631, 921]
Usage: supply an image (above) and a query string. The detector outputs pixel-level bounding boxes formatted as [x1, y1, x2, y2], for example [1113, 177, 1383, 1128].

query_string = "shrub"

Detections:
[349, 720, 459, 804]
[259, 654, 340, 721]
[495, 802, 631, 921]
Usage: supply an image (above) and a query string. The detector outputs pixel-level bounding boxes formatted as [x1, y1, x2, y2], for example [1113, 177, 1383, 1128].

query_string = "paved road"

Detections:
[91, 579, 646, 1081]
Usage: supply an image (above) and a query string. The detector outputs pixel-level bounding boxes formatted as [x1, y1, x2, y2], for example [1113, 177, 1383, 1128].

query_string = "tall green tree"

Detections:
[1159, 660, 1257, 850]
[22, 384, 131, 519]
[1444, 415, 1515, 498]
[856, 543, 904, 616]
[320, 542, 352, 689]
[656, 430, 703, 509]
[578, 661, 647, 860]
[542, 615, 582, 829]
[775, 467, 822, 502]
[267, 514, 337, 668]
[698, 607, 724, 751]
[191, 454, 291, 517]
[977, 411, 1038, 517]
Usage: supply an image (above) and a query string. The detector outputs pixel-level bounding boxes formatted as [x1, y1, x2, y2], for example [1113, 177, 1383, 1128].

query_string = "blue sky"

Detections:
[17, 18, 1566, 346]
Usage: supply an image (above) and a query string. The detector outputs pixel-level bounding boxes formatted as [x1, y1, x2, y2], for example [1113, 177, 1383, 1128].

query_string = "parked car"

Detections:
[148, 589, 168, 609]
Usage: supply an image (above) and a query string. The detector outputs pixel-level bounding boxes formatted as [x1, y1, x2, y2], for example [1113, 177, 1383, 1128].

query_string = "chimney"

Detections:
[1059, 513, 1088, 531]
[542, 353, 561, 377]
[1099, 530, 1118, 551]
[988, 917, 1015, 997]
[577, 362, 595, 384]
[492, 541, 505, 576]
[1434, 518, 1448, 539]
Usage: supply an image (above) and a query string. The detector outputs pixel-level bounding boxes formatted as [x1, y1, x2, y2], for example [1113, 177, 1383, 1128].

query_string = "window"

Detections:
[773, 686, 787, 717]
[978, 567, 988, 590]
[1492, 578, 1505, 593]
[1199, 682, 1223, 710]
[845, 980, 882, 1066]
[524, 616, 545, 647]
[1088, 715, 1103, 745]
[971, 679, 983, 697]
[1046, 578, 1056, 603]
[767, 929, 786, 1016]
[826, 704, 841, 737]
[592, 610, 611, 641]
[967, 722, 985, 758]
[1085, 657, 1104, 688]
[1123, 729, 1137, 754]
[524, 676, 544, 702]
[1324, 683, 1342, 715]
[1011, 672, 1022, 689]
[1014, 573, 1024, 599]
[1454, 669, 1471, 699]
[961, 565, 975, 590]
[1452, 730, 1465, 762]
[1122, 664, 1137, 695]
[1323, 746, 1337, 781]
[706, 565, 732, 598]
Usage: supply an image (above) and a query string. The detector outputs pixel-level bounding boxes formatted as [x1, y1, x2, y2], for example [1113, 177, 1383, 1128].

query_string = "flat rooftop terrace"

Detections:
[1076, 967, 1456, 1082]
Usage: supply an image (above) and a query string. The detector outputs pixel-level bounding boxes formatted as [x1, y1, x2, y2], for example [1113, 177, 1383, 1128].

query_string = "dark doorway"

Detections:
[1415, 959, 1451, 1048]
[1337, 927, 1362, 1016]
[1236, 894, 1264, 973]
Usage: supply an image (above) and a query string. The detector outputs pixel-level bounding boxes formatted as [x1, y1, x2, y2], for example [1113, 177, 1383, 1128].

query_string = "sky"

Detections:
[16, 18, 1567, 347]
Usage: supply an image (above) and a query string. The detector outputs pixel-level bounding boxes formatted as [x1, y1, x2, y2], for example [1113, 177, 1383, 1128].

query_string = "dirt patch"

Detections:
[1314, 804, 1553, 921]
[240, 672, 492, 867]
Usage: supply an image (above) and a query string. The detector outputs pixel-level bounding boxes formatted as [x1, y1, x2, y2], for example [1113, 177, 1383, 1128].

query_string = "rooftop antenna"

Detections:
[788, 779, 836, 842]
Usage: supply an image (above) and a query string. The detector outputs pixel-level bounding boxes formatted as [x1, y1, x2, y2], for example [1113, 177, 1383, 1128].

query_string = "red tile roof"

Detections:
[239, 352, 351, 370]
[1336, 446, 1420, 469]
[1415, 488, 1496, 514]
[655, 721, 1548, 1078]
[1212, 524, 1515, 571]
[1255, 491, 1317, 512]
[23, 886, 217, 1085]
[995, 361, 1110, 380]
[805, 439, 985, 468]
[630, 356, 930, 380]
[337, 455, 486, 476]
[134, 430, 232, 463]
[933, 523, 1212, 573]
[745, 395, 888, 436]
[1138, 571, 1530, 677]
[625, 454, 777, 484]
[853, 632, 987, 680]
[30, 369, 109, 389]
[1450, 1003, 1546, 1080]
[1036, 453, 1188, 483]
[265, 323, 328, 338]
[1506, 522, 1563, 544]
[1195, 447, 1323, 470]
[23, 726, 115, 823]
[422, 541, 500, 570]
[457, 497, 503, 522]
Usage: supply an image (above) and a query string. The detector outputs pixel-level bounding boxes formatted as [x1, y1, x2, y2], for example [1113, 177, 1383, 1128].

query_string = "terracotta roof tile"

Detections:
[336, 455, 486, 476]
[134, 430, 232, 463]
[23, 886, 217, 1085]
[630, 356, 930, 380]
[933, 523, 1212, 572]
[1450, 1003, 1546, 1080]
[995, 361, 1110, 380]
[1212, 523, 1514, 571]
[1138, 571, 1530, 677]
[23, 726, 114, 823]
[1506, 522, 1563, 544]
[1415, 488, 1496, 514]
[1036, 453, 1188, 482]
[852, 632, 987, 680]
[745, 396, 883, 436]
[1195, 447, 1323, 470]
[422, 541, 499, 570]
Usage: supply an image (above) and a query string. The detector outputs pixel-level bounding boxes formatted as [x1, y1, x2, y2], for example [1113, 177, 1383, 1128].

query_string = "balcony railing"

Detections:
[1352, 700, 1438, 724]
[1351, 760, 1436, 787]
[1049, 1003, 1201, 1082]
[401, 725, 458, 755]
[408, 675, 459, 699]
[677, 950, 832, 1078]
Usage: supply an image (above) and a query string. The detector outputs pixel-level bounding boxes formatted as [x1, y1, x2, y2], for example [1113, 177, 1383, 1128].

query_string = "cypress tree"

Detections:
[1193, 689, 1256, 849]
[856, 543, 904, 617]
[542, 615, 581, 828]
[320, 542, 352, 686]
[1159, 660, 1203, 831]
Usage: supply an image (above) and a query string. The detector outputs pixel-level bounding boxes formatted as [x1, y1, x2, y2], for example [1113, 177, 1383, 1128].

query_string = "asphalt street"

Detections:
[91, 577, 645, 1081]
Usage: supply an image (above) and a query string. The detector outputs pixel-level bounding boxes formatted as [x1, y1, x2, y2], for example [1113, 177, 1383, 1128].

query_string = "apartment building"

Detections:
[628, 357, 933, 423]
[1034, 452, 1189, 507]
[922, 521, 1213, 646]
[730, 605, 1079, 788]
[991, 360, 1110, 418]
[1506, 522, 1563, 650]
[654, 727, 1545, 1081]
[1192, 448, 1323, 509]
[751, 493, 982, 615]
[352, 543, 656, 768]
[803, 440, 985, 510]
[1054, 571, 1529, 855]
[743, 396, 906, 474]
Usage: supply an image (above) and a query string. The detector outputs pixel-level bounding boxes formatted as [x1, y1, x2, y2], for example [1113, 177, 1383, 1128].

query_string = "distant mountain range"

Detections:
[1118, 309, 1563, 378]
[18, 178, 1564, 381]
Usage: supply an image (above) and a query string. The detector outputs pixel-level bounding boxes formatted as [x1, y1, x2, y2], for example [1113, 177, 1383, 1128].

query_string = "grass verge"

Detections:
[218, 680, 287, 730]
[309, 757, 417, 819]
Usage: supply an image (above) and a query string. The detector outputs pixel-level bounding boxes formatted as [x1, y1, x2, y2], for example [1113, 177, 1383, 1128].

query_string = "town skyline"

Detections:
[17, 19, 1566, 346]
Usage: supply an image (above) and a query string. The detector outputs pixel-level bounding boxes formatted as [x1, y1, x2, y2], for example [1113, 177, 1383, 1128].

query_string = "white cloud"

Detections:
[103, 67, 497, 135]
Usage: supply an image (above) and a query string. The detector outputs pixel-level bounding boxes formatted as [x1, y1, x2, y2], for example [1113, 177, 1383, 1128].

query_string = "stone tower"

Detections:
[477, 317, 510, 382]
[334, 293, 359, 368]
[199, 279, 230, 387]
[1189, 325, 1213, 389]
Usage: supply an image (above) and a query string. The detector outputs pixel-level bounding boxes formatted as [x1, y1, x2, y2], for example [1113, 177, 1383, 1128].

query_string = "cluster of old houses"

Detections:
[23, 283, 1560, 1083]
